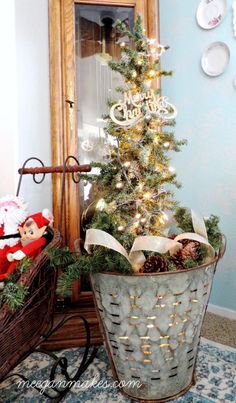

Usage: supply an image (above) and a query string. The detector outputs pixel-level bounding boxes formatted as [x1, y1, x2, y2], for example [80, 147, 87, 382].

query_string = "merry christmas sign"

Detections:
[110, 89, 177, 127]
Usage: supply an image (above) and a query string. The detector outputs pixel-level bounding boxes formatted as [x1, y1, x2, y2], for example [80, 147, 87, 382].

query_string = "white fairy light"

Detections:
[164, 141, 170, 148]
[149, 69, 155, 77]
[120, 41, 126, 48]
[156, 163, 164, 172]
[168, 166, 176, 173]
[138, 183, 144, 190]
[148, 38, 156, 45]
[116, 182, 123, 189]
[154, 137, 159, 145]
[118, 225, 125, 232]
[162, 212, 169, 222]
[135, 213, 141, 219]
[123, 161, 131, 168]
[143, 192, 151, 199]
[140, 217, 147, 224]
[145, 80, 152, 88]
[96, 199, 106, 211]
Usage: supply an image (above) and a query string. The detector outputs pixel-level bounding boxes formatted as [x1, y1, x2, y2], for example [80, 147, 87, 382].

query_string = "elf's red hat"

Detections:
[26, 209, 53, 228]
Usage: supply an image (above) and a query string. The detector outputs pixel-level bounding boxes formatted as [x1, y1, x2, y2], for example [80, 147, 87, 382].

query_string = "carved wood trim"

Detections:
[50, 0, 81, 302]
[60, 0, 80, 250]
[49, 0, 64, 236]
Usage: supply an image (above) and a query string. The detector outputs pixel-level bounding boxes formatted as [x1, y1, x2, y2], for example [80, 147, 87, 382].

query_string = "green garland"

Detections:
[48, 246, 133, 296]
[0, 257, 31, 311]
[48, 207, 221, 296]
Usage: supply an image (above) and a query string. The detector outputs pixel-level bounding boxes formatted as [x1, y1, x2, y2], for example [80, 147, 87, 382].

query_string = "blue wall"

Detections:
[160, 0, 236, 311]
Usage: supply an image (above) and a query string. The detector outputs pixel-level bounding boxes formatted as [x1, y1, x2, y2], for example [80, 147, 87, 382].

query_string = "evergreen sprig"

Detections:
[0, 283, 29, 311]
[48, 245, 133, 296]
[0, 258, 31, 310]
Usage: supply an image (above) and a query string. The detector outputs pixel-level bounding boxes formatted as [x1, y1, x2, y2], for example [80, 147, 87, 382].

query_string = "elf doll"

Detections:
[6, 209, 53, 268]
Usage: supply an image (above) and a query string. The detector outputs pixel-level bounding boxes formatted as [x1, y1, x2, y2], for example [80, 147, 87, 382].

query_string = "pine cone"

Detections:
[170, 254, 186, 271]
[140, 255, 168, 273]
[180, 240, 200, 260]
[169, 235, 200, 261]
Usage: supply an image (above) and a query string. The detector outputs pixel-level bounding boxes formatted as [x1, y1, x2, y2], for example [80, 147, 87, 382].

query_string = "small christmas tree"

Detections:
[80, 16, 186, 248]
[52, 17, 221, 295]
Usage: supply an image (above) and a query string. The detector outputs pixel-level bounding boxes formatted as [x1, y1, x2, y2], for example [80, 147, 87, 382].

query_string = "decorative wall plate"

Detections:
[196, 0, 227, 29]
[201, 41, 230, 76]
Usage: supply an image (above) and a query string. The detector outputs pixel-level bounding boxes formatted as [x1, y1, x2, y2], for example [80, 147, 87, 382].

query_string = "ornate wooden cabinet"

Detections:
[47, 0, 159, 348]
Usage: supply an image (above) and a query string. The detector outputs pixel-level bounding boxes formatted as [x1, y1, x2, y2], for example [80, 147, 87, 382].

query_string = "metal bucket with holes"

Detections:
[90, 239, 225, 402]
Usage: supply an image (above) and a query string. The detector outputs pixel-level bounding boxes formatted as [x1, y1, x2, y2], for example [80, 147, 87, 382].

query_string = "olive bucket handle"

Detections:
[218, 233, 226, 261]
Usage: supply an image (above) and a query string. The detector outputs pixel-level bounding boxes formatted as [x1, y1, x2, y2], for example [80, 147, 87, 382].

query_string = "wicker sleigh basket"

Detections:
[0, 228, 61, 381]
[0, 156, 92, 384]
[90, 238, 226, 402]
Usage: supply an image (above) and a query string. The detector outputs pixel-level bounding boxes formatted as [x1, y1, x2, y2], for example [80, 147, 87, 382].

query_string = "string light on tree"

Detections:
[116, 182, 123, 189]
[159, 212, 169, 225]
[148, 38, 156, 45]
[168, 166, 176, 173]
[164, 141, 170, 148]
[145, 80, 152, 88]
[143, 192, 152, 200]
[96, 199, 107, 211]
[140, 217, 147, 224]
[148, 70, 156, 78]
[138, 183, 144, 191]
[156, 163, 164, 172]
[162, 212, 169, 221]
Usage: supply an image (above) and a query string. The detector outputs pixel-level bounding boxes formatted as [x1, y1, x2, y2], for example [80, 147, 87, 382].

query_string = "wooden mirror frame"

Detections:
[47, 0, 160, 347]
[49, 0, 159, 251]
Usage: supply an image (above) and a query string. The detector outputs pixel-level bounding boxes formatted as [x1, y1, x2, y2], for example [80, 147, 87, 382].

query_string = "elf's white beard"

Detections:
[0, 195, 28, 249]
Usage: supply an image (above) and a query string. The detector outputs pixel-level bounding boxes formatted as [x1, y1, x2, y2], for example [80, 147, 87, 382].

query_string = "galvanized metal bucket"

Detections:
[90, 239, 225, 402]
